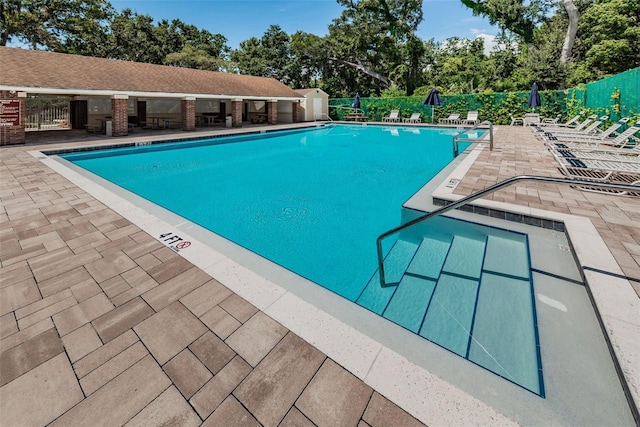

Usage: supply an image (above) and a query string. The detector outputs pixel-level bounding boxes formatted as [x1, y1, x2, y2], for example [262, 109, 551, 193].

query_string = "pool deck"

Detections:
[1, 122, 638, 426]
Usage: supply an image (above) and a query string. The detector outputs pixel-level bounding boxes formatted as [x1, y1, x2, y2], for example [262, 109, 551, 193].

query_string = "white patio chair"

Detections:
[438, 113, 460, 124]
[552, 150, 640, 184]
[403, 112, 421, 123]
[543, 121, 639, 149]
[541, 114, 562, 124]
[549, 144, 639, 162]
[510, 115, 524, 126]
[534, 115, 597, 138]
[462, 111, 479, 125]
[382, 110, 400, 122]
[536, 111, 585, 128]
[542, 118, 629, 144]
[536, 115, 605, 136]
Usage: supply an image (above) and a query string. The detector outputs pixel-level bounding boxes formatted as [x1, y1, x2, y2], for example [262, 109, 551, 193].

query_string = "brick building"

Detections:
[0, 47, 304, 145]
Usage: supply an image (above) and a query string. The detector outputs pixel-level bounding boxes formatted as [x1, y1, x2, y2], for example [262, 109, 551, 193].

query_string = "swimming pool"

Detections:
[45, 123, 637, 424]
[60, 124, 542, 393]
[61, 125, 470, 301]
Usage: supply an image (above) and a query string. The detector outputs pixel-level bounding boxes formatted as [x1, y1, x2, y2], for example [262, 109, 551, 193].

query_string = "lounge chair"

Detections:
[553, 148, 638, 175]
[533, 115, 597, 136]
[555, 153, 640, 195]
[438, 113, 460, 124]
[549, 144, 639, 162]
[382, 110, 400, 122]
[541, 114, 562, 124]
[539, 114, 604, 133]
[510, 115, 524, 126]
[544, 121, 639, 149]
[536, 111, 585, 128]
[537, 115, 608, 139]
[542, 118, 630, 145]
[551, 149, 640, 193]
[403, 112, 422, 123]
[462, 111, 479, 125]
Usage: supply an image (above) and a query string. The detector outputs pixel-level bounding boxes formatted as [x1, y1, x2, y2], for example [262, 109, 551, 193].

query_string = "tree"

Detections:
[1, 0, 112, 49]
[484, 31, 524, 91]
[324, 0, 425, 95]
[572, 0, 640, 80]
[521, 23, 567, 89]
[164, 45, 228, 71]
[232, 25, 298, 84]
[459, 0, 579, 65]
[459, 0, 551, 44]
[159, 21, 230, 70]
[560, 0, 580, 64]
[260, 25, 294, 84]
[435, 37, 488, 93]
[289, 31, 328, 88]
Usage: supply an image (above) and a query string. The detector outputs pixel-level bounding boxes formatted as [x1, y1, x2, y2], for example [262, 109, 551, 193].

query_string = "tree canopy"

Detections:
[2, 0, 638, 95]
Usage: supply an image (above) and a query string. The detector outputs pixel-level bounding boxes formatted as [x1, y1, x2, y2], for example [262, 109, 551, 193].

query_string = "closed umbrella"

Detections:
[528, 83, 541, 111]
[423, 88, 443, 123]
[352, 93, 361, 110]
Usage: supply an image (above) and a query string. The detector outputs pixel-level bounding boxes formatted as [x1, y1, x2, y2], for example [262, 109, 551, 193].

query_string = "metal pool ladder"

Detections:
[453, 120, 493, 156]
[375, 175, 640, 288]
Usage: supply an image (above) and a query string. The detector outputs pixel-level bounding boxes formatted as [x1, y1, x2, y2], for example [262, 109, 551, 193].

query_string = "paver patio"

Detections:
[0, 123, 638, 425]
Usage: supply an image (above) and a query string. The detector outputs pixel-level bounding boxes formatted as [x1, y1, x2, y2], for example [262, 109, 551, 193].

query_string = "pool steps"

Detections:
[357, 229, 541, 395]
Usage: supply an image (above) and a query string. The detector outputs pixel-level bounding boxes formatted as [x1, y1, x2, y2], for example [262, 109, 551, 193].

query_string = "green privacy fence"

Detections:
[329, 67, 639, 125]
[585, 67, 639, 121]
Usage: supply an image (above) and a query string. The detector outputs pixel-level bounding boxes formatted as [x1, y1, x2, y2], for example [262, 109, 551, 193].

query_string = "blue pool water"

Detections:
[61, 124, 542, 394]
[62, 125, 468, 300]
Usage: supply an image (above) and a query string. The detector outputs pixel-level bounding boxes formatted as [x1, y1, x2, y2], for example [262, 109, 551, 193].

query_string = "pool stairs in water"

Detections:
[357, 224, 542, 395]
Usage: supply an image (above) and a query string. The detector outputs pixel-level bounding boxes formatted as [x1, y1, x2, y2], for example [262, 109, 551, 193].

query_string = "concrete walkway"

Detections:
[1, 123, 638, 425]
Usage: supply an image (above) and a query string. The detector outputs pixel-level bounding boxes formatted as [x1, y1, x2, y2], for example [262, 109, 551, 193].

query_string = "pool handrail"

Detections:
[453, 120, 493, 156]
[317, 113, 334, 122]
[375, 175, 640, 288]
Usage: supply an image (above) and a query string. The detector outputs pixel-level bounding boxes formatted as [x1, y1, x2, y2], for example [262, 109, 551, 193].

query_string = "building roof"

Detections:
[295, 88, 328, 96]
[0, 47, 304, 100]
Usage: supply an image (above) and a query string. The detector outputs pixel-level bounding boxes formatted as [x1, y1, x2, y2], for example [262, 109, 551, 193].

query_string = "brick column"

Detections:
[231, 99, 243, 127]
[292, 101, 300, 123]
[111, 95, 129, 136]
[182, 97, 196, 131]
[267, 100, 278, 124]
[0, 91, 26, 145]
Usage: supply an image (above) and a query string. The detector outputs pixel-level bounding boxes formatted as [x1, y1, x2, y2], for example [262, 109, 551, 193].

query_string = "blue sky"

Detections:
[110, 0, 499, 52]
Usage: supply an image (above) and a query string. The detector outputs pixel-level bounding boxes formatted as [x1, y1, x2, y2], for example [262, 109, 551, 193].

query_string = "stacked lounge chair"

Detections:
[546, 120, 639, 149]
[546, 120, 640, 195]
[533, 114, 597, 135]
[536, 115, 609, 141]
[536, 111, 585, 128]
[541, 114, 562, 124]
[550, 144, 639, 162]
[543, 118, 631, 146]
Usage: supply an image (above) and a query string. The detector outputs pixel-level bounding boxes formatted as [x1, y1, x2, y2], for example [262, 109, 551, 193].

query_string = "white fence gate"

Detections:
[25, 96, 71, 131]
